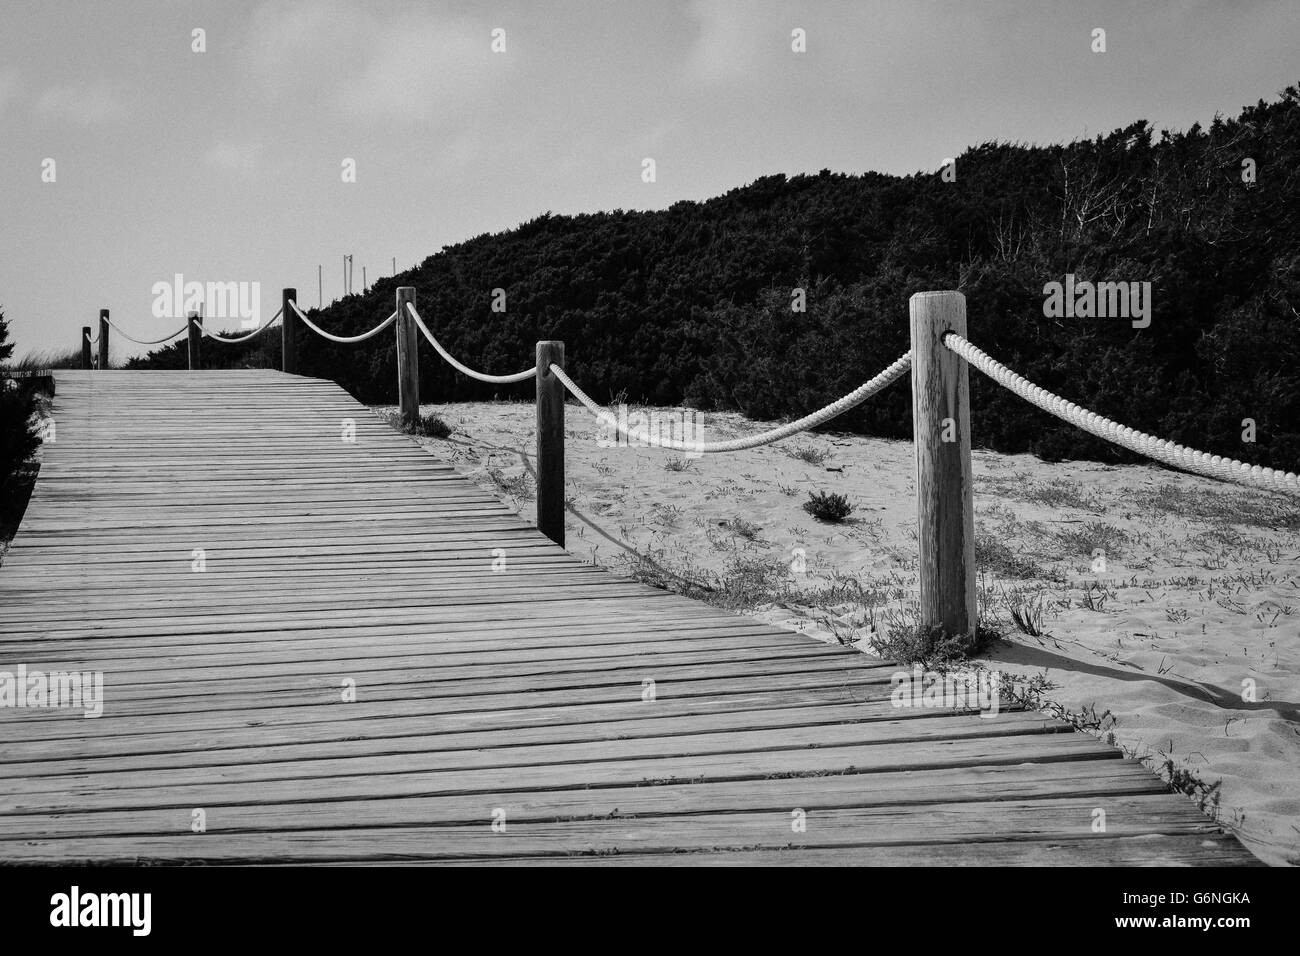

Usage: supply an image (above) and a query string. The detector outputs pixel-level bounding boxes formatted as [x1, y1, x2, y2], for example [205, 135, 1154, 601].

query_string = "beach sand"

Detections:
[383, 399, 1300, 866]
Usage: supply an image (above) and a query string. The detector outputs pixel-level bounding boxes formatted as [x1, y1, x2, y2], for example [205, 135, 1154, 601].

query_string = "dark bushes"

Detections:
[126, 88, 1300, 472]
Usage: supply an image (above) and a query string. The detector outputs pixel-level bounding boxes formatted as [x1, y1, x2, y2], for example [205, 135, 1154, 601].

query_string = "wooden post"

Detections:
[81, 327, 92, 369]
[282, 288, 297, 374]
[187, 310, 202, 371]
[98, 309, 109, 370]
[395, 287, 419, 426]
[535, 341, 565, 547]
[910, 291, 976, 637]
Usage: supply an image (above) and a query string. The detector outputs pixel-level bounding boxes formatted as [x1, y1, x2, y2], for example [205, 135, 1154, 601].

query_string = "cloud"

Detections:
[33, 81, 127, 124]
[684, 0, 786, 85]
[336, 17, 489, 122]
[0, 69, 18, 117]
[247, 0, 371, 100]
[246, 1, 504, 123]
[204, 141, 265, 176]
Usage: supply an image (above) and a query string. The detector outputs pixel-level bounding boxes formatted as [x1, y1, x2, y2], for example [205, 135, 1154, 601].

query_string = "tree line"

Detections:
[125, 85, 1300, 473]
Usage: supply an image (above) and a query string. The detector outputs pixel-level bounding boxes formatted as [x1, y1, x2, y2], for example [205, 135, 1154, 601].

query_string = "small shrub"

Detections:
[485, 464, 534, 500]
[384, 410, 451, 438]
[803, 491, 853, 522]
[725, 516, 762, 541]
[869, 619, 1001, 666]
[407, 413, 451, 438]
[1078, 582, 1110, 612]
[1002, 588, 1050, 637]
[664, 456, 694, 472]
[708, 555, 795, 611]
[790, 445, 829, 465]
[1054, 521, 1128, 557]
[974, 529, 1044, 579]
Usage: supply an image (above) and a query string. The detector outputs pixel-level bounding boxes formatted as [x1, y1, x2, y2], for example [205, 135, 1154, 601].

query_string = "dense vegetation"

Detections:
[130, 86, 1300, 471]
[0, 307, 42, 504]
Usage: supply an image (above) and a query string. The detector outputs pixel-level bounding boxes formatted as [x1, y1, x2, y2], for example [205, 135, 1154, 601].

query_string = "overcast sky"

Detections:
[2, 0, 1297, 359]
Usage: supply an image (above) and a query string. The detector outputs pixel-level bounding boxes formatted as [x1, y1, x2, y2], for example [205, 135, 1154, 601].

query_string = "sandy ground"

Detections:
[382, 399, 1300, 866]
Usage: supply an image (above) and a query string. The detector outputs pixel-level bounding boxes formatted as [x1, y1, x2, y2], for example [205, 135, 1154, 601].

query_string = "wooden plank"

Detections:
[0, 370, 1257, 866]
[0, 796, 1233, 864]
[0, 762, 1167, 842]
[446, 834, 1262, 867]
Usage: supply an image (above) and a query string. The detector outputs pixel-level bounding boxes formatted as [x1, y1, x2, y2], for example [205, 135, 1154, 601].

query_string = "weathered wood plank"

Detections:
[0, 370, 1256, 865]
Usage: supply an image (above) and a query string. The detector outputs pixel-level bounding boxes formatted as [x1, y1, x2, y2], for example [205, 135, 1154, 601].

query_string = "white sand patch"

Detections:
[382, 400, 1300, 866]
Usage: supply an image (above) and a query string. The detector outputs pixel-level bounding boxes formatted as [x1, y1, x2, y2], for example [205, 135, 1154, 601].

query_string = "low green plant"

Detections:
[974, 528, 1046, 578]
[485, 464, 535, 500]
[407, 413, 451, 438]
[869, 619, 1001, 666]
[790, 445, 829, 466]
[803, 491, 853, 522]
[1002, 588, 1050, 637]
[725, 516, 763, 541]
[1054, 521, 1128, 557]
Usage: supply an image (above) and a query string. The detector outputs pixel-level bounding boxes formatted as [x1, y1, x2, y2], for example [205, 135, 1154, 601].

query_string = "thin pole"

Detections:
[535, 341, 566, 547]
[318, 265, 322, 308]
[187, 310, 202, 371]
[98, 309, 109, 370]
[395, 287, 419, 425]
[282, 288, 297, 375]
[909, 291, 976, 636]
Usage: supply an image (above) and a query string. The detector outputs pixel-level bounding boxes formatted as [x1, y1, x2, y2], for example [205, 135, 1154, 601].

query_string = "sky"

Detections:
[1, 0, 1298, 360]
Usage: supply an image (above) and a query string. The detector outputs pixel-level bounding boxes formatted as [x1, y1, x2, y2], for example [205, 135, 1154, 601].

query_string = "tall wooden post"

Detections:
[98, 309, 109, 370]
[395, 287, 419, 426]
[535, 341, 566, 547]
[187, 310, 202, 371]
[81, 328, 92, 369]
[282, 288, 297, 374]
[910, 291, 976, 637]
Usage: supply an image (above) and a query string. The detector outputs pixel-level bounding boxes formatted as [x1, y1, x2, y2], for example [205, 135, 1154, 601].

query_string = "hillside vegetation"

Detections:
[129, 86, 1300, 471]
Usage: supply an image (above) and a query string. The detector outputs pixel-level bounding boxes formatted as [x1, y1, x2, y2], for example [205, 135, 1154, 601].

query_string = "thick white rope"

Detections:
[105, 318, 189, 346]
[550, 352, 913, 454]
[944, 332, 1300, 495]
[203, 307, 283, 343]
[405, 303, 537, 384]
[289, 301, 396, 344]
[84, 329, 99, 346]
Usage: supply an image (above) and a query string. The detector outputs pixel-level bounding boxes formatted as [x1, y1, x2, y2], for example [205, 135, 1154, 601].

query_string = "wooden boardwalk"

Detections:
[0, 370, 1257, 865]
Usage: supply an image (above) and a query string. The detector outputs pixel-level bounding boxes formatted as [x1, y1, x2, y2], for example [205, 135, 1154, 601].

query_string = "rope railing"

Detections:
[289, 300, 396, 344]
[405, 302, 537, 384]
[549, 353, 913, 454]
[105, 318, 189, 346]
[73, 285, 1296, 648]
[943, 331, 1300, 495]
[203, 307, 283, 344]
